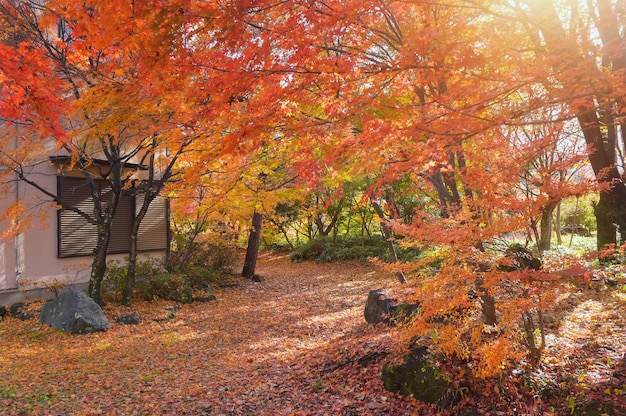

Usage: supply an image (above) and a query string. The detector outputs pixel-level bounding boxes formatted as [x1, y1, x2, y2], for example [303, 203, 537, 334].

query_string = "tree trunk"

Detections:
[555, 201, 562, 246]
[371, 200, 407, 284]
[594, 192, 617, 256]
[538, 202, 558, 252]
[523, 1, 626, 253]
[480, 293, 497, 326]
[122, 210, 145, 306]
[242, 211, 263, 278]
[87, 221, 113, 306]
[122, 231, 138, 306]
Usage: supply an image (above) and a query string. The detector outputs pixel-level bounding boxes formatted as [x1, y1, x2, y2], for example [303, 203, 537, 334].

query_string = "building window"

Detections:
[57, 177, 167, 258]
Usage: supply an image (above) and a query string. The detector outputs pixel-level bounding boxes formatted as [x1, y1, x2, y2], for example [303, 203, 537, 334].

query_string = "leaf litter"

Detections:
[2, 253, 626, 415]
[0, 253, 425, 415]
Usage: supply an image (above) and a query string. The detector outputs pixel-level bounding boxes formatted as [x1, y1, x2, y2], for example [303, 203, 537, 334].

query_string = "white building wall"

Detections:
[0, 162, 165, 305]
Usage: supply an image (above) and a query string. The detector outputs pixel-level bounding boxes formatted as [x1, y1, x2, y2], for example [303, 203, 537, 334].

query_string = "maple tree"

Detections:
[0, 0, 193, 305]
[1, 0, 626, 395]
[501, 109, 591, 251]
[511, 0, 626, 252]
[250, 0, 610, 377]
[0, 0, 292, 304]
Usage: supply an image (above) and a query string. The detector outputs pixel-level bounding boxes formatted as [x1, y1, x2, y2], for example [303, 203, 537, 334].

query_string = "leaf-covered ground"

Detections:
[1, 254, 626, 415]
[0, 254, 425, 415]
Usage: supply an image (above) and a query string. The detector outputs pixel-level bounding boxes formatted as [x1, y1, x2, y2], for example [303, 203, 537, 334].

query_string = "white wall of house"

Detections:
[0, 161, 167, 305]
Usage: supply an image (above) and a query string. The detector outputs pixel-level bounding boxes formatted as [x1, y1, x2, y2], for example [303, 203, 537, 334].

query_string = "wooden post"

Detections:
[242, 211, 263, 278]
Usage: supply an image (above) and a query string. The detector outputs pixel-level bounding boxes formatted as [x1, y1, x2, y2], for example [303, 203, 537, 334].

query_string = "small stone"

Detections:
[10, 303, 34, 321]
[115, 314, 141, 325]
[194, 296, 217, 303]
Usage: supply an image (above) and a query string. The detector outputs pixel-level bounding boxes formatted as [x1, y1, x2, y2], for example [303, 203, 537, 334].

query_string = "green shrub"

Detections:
[170, 242, 237, 288]
[291, 235, 391, 262]
[183, 264, 224, 287]
[138, 273, 193, 304]
[102, 257, 168, 302]
[102, 260, 127, 298]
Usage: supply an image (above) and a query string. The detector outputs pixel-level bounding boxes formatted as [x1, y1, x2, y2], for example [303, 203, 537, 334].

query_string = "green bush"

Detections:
[560, 195, 597, 234]
[291, 235, 391, 262]
[102, 257, 170, 303]
[183, 264, 224, 287]
[139, 273, 193, 304]
[102, 260, 127, 298]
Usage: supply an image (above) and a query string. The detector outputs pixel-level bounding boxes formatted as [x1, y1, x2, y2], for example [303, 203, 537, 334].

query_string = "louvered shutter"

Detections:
[57, 177, 98, 257]
[137, 194, 168, 251]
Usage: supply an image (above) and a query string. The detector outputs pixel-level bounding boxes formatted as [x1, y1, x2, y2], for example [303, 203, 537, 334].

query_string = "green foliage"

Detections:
[290, 235, 389, 262]
[290, 234, 423, 263]
[169, 241, 238, 288]
[102, 260, 129, 298]
[547, 236, 596, 256]
[560, 196, 596, 234]
[139, 273, 193, 304]
[102, 257, 166, 301]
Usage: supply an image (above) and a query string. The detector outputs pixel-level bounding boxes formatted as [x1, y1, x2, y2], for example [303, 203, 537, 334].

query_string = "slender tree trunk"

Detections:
[529, 219, 540, 248]
[242, 211, 263, 278]
[276, 224, 295, 250]
[122, 216, 143, 306]
[555, 201, 562, 246]
[86, 174, 121, 305]
[88, 221, 113, 306]
[371, 200, 407, 284]
[538, 202, 558, 251]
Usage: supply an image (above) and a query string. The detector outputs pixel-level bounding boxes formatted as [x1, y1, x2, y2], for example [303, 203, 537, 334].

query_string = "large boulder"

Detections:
[40, 290, 110, 334]
[364, 289, 420, 325]
[364, 289, 395, 325]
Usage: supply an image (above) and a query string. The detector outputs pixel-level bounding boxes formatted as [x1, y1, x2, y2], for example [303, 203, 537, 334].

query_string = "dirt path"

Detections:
[0, 254, 425, 415]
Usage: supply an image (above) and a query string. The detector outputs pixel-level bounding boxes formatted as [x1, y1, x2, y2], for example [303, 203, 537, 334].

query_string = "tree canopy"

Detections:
[1, 0, 626, 383]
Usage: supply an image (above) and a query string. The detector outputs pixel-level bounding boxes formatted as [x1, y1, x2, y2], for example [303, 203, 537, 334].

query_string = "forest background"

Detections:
[2, 0, 626, 414]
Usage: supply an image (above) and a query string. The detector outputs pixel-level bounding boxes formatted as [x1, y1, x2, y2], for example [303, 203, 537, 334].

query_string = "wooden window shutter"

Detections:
[136, 194, 168, 252]
[58, 177, 134, 257]
[57, 177, 98, 257]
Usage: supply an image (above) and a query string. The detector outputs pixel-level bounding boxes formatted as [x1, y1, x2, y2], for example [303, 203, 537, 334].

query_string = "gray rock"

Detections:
[115, 314, 141, 325]
[194, 295, 217, 302]
[10, 302, 34, 321]
[364, 289, 395, 325]
[194, 284, 217, 302]
[40, 290, 110, 334]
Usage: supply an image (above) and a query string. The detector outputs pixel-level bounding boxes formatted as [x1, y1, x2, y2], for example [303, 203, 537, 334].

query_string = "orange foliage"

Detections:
[1, 0, 623, 382]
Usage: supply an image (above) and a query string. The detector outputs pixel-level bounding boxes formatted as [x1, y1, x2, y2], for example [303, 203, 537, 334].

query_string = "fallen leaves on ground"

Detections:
[0, 254, 429, 415]
[3, 254, 626, 415]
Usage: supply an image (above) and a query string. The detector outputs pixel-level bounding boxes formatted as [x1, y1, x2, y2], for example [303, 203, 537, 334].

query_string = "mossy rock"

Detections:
[391, 301, 420, 323]
[573, 400, 625, 416]
[381, 346, 453, 408]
